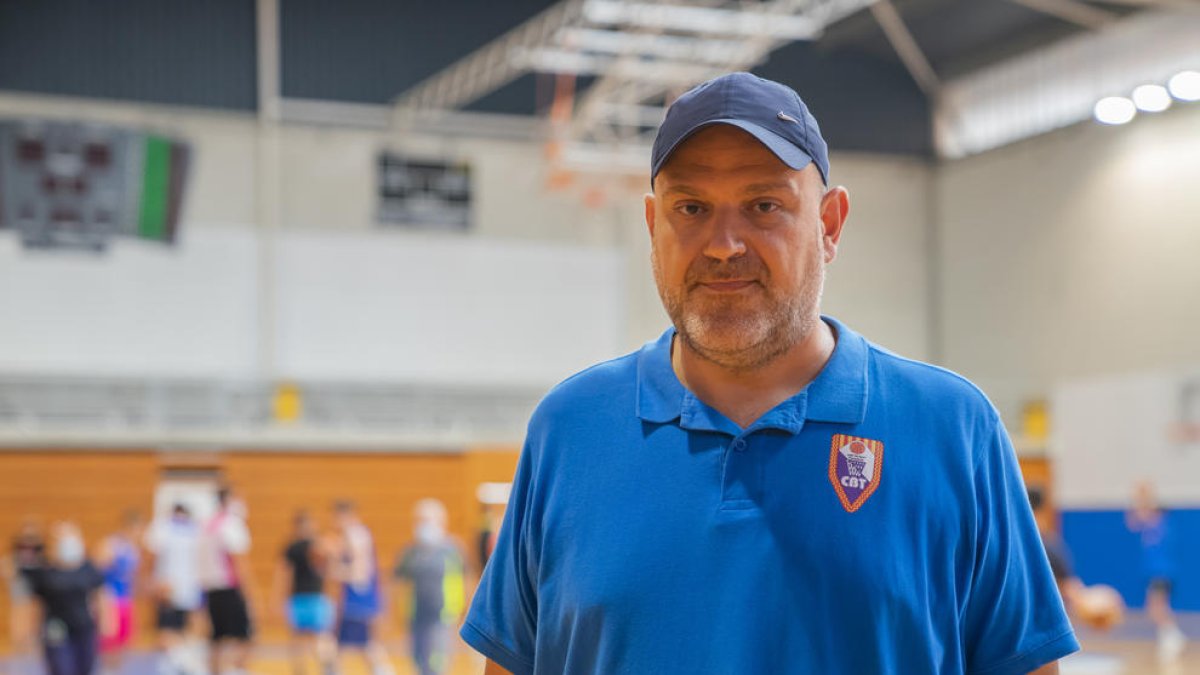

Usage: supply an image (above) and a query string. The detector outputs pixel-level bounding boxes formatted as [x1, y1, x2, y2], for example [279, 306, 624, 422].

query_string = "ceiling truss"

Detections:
[393, 0, 1199, 171]
[394, 0, 876, 175]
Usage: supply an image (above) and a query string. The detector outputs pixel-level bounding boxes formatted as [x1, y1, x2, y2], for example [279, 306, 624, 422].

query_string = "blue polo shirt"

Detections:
[462, 317, 1078, 674]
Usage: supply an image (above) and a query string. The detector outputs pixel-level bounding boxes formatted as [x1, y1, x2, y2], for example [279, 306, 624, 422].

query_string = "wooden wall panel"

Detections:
[0, 448, 523, 651]
[1018, 455, 1052, 490]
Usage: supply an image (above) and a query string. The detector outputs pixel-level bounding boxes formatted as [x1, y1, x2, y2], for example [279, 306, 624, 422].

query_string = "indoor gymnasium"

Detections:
[0, 1, 1198, 674]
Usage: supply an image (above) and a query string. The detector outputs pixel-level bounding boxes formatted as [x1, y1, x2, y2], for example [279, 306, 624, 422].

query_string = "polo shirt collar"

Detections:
[804, 316, 869, 425]
[635, 315, 869, 432]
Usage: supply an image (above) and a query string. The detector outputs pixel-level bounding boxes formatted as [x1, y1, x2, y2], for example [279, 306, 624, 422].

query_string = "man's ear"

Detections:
[819, 186, 850, 264]
[644, 193, 657, 239]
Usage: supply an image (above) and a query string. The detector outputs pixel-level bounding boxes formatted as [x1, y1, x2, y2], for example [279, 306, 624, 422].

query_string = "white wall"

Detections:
[823, 154, 932, 362]
[277, 122, 623, 247]
[0, 227, 260, 378]
[1053, 369, 1200, 507]
[274, 230, 624, 386]
[938, 103, 1200, 423]
[0, 225, 625, 386]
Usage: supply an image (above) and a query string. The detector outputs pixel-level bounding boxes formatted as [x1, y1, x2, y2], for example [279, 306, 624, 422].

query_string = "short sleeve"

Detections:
[222, 518, 251, 555]
[18, 565, 44, 595]
[85, 562, 106, 591]
[143, 522, 162, 553]
[393, 548, 413, 580]
[460, 440, 539, 675]
[963, 415, 1079, 675]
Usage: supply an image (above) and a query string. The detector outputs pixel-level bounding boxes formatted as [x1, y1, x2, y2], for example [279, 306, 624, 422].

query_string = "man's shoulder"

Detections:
[865, 341, 998, 422]
[530, 349, 641, 423]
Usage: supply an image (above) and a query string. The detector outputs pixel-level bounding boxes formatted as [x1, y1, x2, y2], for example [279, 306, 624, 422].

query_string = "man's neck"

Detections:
[672, 318, 836, 429]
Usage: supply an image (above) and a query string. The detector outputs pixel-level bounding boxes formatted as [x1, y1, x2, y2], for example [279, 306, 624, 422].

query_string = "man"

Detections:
[331, 500, 393, 675]
[3, 517, 45, 675]
[393, 499, 466, 675]
[199, 487, 255, 675]
[144, 504, 203, 675]
[461, 72, 1078, 674]
[19, 522, 105, 675]
[273, 510, 336, 675]
[97, 509, 144, 675]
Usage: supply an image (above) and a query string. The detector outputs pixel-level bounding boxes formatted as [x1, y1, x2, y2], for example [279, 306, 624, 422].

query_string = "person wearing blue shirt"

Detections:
[97, 510, 143, 675]
[462, 72, 1078, 675]
[1126, 481, 1186, 662]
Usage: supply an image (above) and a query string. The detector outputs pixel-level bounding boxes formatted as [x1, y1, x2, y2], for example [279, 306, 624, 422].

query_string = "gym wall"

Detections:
[938, 104, 1200, 425]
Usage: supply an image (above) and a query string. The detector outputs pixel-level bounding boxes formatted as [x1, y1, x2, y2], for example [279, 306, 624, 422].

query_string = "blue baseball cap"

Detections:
[651, 72, 830, 186]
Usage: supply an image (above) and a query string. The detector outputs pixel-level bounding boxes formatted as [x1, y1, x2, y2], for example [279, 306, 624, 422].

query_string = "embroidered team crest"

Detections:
[828, 434, 884, 513]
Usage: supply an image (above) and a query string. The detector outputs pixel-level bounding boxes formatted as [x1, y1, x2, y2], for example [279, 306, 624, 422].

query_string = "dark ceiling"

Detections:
[0, 0, 1139, 156]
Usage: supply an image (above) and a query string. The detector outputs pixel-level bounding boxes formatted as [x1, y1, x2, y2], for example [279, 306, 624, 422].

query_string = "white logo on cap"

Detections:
[777, 112, 799, 123]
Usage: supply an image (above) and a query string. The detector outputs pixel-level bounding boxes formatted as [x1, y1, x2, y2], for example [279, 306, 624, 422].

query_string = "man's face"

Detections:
[646, 125, 847, 371]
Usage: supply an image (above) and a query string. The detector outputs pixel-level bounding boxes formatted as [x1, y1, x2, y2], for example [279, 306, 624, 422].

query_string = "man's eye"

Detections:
[753, 201, 779, 214]
[677, 203, 704, 216]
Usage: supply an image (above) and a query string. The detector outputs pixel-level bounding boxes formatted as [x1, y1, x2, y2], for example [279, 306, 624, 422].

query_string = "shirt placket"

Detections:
[721, 433, 760, 510]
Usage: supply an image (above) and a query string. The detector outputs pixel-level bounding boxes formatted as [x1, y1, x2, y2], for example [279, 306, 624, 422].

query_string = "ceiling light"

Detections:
[1093, 97, 1136, 125]
[1132, 84, 1172, 112]
[1167, 70, 1200, 101]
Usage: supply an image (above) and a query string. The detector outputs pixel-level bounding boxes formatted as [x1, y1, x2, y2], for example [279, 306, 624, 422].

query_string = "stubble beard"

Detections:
[653, 247, 825, 373]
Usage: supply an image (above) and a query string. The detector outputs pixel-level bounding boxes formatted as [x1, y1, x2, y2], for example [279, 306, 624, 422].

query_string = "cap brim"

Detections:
[652, 118, 814, 181]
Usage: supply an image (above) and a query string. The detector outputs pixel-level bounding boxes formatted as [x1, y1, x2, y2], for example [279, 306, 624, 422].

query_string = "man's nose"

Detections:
[702, 208, 748, 262]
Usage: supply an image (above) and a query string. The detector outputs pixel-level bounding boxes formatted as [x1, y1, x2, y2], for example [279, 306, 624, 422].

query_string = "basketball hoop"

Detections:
[1168, 422, 1200, 444]
[543, 73, 576, 194]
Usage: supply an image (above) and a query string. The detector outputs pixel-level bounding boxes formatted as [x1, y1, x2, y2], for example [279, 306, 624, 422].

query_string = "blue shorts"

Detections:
[288, 594, 333, 633]
[337, 616, 372, 647]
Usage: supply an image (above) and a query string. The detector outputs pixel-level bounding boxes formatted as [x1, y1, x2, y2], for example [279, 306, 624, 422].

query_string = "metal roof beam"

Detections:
[1008, 0, 1120, 29]
[556, 28, 749, 62]
[394, 0, 587, 111]
[581, 0, 823, 38]
[511, 48, 753, 76]
[870, 0, 942, 97]
[1090, 0, 1198, 6]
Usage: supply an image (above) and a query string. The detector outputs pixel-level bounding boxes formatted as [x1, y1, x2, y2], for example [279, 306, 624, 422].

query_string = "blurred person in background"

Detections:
[1126, 480, 1186, 662]
[95, 510, 144, 675]
[145, 504, 203, 675]
[273, 510, 336, 675]
[200, 486, 256, 675]
[476, 504, 501, 571]
[1028, 486, 1124, 632]
[331, 500, 392, 675]
[3, 516, 46, 675]
[19, 521, 105, 675]
[393, 499, 466, 675]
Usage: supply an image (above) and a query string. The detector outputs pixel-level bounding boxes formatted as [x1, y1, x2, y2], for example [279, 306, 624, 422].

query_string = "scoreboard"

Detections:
[377, 152, 472, 231]
[0, 119, 190, 251]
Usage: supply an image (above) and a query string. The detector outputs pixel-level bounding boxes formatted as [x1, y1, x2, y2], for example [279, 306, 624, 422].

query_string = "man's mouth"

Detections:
[695, 279, 756, 292]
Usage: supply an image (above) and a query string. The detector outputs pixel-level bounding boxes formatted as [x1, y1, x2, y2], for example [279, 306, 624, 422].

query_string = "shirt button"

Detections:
[732, 439, 747, 452]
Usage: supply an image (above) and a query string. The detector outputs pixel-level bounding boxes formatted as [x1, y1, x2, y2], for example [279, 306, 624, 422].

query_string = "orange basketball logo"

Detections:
[829, 434, 884, 513]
